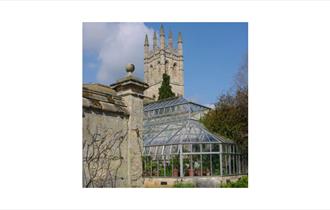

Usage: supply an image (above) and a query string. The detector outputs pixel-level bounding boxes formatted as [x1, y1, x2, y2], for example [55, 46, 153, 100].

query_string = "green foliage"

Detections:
[165, 165, 172, 177]
[220, 176, 248, 188]
[201, 57, 248, 154]
[158, 73, 175, 100]
[172, 155, 180, 169]
[174, 182, 196, 188]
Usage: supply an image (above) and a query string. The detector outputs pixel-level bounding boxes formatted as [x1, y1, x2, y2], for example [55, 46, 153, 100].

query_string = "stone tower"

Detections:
[144, 24, 184, 100]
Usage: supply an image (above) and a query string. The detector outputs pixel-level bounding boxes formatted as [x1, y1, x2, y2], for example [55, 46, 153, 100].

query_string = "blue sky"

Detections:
[83, 22, 248, 106]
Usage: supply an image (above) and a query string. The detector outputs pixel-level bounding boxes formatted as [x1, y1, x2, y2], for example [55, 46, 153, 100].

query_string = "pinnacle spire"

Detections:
[144, 34, 149, 46]
[178, 32, 182, 43]
[168, 30, 173, 48]
[160, 24, 165, 36]
[153, 31, 157, 49]
[153, 31, 157, 40]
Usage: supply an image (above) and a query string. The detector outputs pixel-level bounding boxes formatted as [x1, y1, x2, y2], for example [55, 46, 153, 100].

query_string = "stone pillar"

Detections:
[160, 25, 166, 75]
[144, 34, 149, 84]
[153, 31, 157, 50]
[110, 64, 149, 187]
[160, 24, 165, 49]
[177, 32, 184, 96]
[168, 30, 173, 49]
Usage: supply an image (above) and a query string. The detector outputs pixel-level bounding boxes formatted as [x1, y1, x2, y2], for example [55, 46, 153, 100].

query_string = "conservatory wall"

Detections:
[142, 143, 248, 177]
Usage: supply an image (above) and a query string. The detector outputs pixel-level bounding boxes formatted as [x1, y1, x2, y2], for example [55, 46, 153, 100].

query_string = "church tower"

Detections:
[144, 24, 184, 100]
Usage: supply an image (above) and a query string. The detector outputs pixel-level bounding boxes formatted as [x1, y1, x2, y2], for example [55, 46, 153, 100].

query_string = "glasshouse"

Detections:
[142, 97, 248, 177]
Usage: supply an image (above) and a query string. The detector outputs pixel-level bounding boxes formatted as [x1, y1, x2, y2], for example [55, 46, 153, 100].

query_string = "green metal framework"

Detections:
[143, 97, 248, 177]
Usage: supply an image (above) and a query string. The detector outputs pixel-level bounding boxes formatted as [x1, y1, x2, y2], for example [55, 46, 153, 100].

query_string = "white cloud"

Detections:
[204, 104, 216, 109]
[83, 23, 154, 84]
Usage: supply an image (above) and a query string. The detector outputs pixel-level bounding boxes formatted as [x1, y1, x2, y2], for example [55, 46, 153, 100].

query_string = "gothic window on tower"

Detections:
[173, 62, 177, 77]
[157, 61, 161, 71]
[165, 60, 169, 73]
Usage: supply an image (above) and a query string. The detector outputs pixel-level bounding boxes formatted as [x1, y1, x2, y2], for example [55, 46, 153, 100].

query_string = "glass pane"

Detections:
[183, 144, 191, 153]
[232, 155, 238, 175]
[222, 154, 228, 176]
[144, 147, 150, 155]
[183, 154, 192, 176]
[202, 144, 211, 152]
[171, 106, 175, 112]
[202, 154, 211, 176]
[212, 144, 220, 152]
[192, 155, 201, 176]
[222, 144, 227, 153]
[192, 144, 200, 153]
[159, 157, 166, 177]
[157, 146, 164, 155]
[211, 154, 220, 175]
[165, 159, 172, 176]
[151, 160, 158, 176]
[171, 154, 180, 176]
[149, 147, 156, 156]
[163, 145, 171, 156]
[171, 145, 178, 154]
[143, 156, 150, 176]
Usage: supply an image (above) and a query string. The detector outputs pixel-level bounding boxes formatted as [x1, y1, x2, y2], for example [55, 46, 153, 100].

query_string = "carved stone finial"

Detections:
[126, 64, 135, 76]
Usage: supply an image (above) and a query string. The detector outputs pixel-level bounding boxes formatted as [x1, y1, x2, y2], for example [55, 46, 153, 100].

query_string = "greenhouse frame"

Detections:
[142, 97, 248, 178]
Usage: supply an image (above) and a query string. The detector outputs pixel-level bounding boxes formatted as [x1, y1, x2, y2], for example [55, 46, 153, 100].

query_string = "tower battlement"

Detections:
[144, 24, 184, 100]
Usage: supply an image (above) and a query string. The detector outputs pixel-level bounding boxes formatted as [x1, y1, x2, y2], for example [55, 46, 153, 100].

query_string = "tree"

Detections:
[158, 73, 175, 100]
[201, 55, 248, 153]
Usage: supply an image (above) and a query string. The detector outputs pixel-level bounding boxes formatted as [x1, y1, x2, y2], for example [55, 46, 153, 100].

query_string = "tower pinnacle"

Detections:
[160, 24, 165, 36]
[160, 24, 165, 49]
[144, 34, 149, 46]
[178, 32, 183, 57]
[178, 32, 182, 43]
[144, 34, 149, 58]
[153, 31, 157, 50]
[168, 30, 173, 48]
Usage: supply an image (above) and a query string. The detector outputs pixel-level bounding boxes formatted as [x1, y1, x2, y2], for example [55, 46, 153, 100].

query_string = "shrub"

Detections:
[158, 73, 175, 100]
[220, 176, 248, 188]
[173, 182, 196, 188]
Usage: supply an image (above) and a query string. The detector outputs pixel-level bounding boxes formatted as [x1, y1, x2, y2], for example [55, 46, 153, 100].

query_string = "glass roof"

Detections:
[143, 97, 234, 148]
[144, 119, 233, 147]
[144, 97, 210, 114]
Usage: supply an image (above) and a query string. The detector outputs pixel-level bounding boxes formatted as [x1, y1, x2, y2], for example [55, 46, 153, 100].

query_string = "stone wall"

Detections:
[83, 109, 129, 187]
[120, 94, 144, 187]
[83, 79, 147, 188]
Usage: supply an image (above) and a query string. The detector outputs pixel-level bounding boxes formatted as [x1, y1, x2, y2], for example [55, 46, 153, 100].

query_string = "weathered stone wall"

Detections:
[107, 65, 149, 187]
[143, 82, 161, 100]
[83, 79, 146, 188]
[121, 95, 144, 187]
[83, 109, 129, 187]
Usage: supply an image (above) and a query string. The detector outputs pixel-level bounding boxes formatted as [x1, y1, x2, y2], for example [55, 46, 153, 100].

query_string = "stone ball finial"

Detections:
[126, 64, 135, 75]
